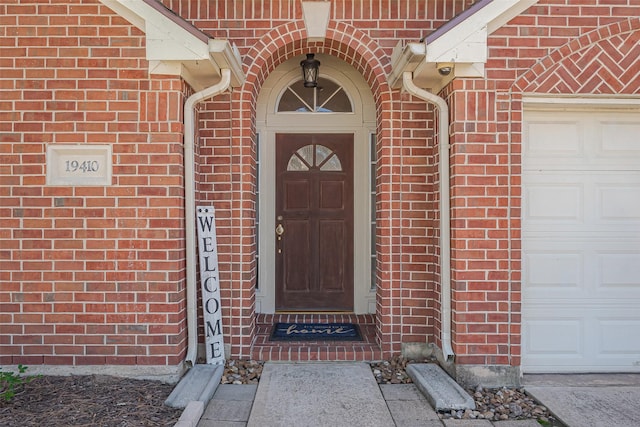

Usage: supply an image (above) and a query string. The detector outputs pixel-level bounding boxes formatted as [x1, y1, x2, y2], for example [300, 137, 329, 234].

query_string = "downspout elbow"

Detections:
[402, 72, 455, 362]
[184, 69, 232, 366]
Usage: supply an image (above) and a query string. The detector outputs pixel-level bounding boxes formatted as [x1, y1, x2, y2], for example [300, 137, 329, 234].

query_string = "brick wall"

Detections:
[0, 1, 188, 368]
[2, 0, 638, 369]
[161, 0, 474, 357]
[446, 78, 514, 365]
[446, 4, 640, 368]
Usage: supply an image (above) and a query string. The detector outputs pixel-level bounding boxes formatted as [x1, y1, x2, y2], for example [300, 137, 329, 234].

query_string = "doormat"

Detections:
[270, 322, 362, 341]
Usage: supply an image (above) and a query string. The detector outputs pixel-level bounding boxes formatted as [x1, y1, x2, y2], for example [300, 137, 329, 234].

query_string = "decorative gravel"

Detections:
[221, 359, 264, 384]
[370, 355, 561, 425]
[450, 385, 560, 424]
[219, 357, 562, 425]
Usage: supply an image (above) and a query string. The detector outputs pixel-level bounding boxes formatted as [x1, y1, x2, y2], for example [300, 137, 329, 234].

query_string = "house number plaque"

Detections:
[46, 144, 112, 186]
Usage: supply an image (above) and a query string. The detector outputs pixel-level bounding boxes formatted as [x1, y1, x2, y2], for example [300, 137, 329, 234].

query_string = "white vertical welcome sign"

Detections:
[196, 206, 225, 364]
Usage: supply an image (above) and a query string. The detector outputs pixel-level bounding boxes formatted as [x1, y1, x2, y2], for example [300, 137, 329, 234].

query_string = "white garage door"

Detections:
[522, 106, 640, 373]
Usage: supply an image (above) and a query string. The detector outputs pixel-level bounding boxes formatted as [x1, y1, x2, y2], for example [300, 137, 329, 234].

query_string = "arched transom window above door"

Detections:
[287, 144, 343, 171]
[277, 77, 353, 113]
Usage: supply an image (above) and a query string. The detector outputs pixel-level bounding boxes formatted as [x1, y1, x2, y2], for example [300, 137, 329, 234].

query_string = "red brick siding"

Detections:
[395, 93, 439, 344]
[0, 1, 188, 366]
[160, 0, 475, 357]
[2, 0, 639, 367]
[512, 17, 640, 93]
[446, 7, 640, 366]
[445, 79, 516, 365]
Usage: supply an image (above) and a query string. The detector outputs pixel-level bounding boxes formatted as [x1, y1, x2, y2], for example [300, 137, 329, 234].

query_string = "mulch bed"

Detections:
[1, 358, 561, 426]
[0, 375, 182, 427]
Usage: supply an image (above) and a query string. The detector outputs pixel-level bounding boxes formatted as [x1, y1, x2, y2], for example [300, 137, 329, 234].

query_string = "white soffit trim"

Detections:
[302, 1, 331, 42]
[523, 95, 640, 111]
[100, 0, 245, 90]
[426, 0, 538, 63]
[388, 0, 537, 92]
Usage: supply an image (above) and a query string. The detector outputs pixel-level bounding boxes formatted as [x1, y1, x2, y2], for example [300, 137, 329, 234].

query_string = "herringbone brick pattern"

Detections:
[515, 18, 640, 94]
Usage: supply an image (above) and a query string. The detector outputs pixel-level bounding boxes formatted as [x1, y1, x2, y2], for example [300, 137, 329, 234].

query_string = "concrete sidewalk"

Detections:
[194, 362, 640, 427]
[524, 373, 640, 427]
[190, 363, 640, 427]
[196, 362, 542, 427]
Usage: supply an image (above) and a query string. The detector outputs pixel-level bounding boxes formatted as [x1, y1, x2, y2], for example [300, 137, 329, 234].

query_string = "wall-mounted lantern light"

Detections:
[300, 53, 320, 88]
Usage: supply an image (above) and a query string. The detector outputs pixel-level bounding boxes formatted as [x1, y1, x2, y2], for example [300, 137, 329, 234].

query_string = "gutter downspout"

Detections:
[402, 71, 455, 361]
[184, 69, 232, 366]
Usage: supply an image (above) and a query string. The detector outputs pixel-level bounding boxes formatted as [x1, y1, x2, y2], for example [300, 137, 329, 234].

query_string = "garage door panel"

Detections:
[598, 251, 640, 291]
[523, 107, 640, 373]
[525, 120, 582, 158]
[525, 172, 640, 232]
[598, 317, 640, 356]
[597, 182, 640, 223]
[525, 111, 640, 170]
[525, 182, 583, 223]
[524, 251, 583, 296]
[600, 121, 640, 155]
[523, 317, 584, 356]
[525, 239, 640, 299]
[523, 305, 640, 372]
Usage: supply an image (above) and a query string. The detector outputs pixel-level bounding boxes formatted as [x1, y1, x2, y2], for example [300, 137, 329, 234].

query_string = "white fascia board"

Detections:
[394, 0, 537, 91]
[149, 43, 245, 91]
[101, 0, 210, 62]
[425, 0, 536, 63]
[99, 0, 245, 89]
[209, 40, 246, 87]
[388, 42, 425, 89]
[99, 0, 146, 31]
[388, 41, 484, 92]
[426, 26, 488, 63]
[145, 21, 210, 62]
[488, 0, 538, 33]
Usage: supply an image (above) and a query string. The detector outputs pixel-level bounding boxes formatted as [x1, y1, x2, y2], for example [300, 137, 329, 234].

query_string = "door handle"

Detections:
[276, 223, 284, 253]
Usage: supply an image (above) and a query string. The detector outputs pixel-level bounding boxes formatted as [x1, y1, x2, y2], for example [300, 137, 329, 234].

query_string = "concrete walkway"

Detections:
[248, 363, 394, 426]
[524, 373, 640, 427]
[197, 362, 542, 427]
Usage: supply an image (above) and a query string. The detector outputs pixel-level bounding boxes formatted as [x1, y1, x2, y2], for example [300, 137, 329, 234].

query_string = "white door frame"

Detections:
[255, 54, 376, 313]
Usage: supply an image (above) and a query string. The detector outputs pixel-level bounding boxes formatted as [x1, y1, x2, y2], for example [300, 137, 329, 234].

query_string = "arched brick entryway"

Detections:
[221, 19, 408, 358]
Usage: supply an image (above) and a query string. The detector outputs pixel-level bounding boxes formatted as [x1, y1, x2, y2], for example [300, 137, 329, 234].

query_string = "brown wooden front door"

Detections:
[275, 134, 354, 311]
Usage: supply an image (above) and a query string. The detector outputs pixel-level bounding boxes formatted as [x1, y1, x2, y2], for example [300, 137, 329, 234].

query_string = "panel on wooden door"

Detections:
[275, 134, 354, 311]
